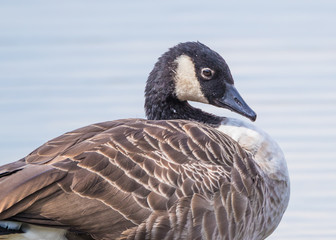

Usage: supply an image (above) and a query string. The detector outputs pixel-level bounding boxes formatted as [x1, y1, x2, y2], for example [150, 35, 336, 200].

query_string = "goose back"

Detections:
[0, 119, 283, 240]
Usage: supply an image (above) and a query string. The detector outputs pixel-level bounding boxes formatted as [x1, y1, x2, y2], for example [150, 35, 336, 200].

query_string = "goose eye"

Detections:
[201, 68, 213, 79]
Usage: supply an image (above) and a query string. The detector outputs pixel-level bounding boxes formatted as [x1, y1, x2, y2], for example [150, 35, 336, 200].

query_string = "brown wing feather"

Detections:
[0, 119, 264, 239]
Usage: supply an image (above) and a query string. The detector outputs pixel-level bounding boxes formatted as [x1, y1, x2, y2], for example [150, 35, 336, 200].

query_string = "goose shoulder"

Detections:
[218, 117, 289, 182]
[0, 118, 276, 239]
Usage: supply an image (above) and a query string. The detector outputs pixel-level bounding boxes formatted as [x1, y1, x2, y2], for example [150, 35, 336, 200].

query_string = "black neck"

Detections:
[145, 96, 222, 125]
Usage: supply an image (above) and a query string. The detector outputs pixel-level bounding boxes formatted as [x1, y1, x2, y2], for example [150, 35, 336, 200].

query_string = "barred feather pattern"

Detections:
[0, 119, 287, 240]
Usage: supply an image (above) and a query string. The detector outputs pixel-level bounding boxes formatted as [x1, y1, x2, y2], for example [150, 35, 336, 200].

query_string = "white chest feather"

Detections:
[0, 221, 67, 240]
[217, 118, 289, 181]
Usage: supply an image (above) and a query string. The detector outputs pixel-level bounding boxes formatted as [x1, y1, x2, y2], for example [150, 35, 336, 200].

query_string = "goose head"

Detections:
[145, 42, 256, 124]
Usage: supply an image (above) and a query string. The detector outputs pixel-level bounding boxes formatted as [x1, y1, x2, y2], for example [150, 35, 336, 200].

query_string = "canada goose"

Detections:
[0, 42, 289, 240]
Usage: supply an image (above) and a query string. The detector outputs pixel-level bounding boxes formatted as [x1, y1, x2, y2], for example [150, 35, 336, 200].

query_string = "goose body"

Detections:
[0, 42, 289, 240]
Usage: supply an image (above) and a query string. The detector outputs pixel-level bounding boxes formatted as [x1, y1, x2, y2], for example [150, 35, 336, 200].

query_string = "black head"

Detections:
[145, 42, 257, 122]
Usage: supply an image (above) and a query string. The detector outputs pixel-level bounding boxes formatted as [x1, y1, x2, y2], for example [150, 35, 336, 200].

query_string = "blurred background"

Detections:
[0, 0, 335, 239]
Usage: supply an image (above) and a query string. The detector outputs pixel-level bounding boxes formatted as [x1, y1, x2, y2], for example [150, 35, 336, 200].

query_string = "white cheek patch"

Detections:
[174, 55, 208, 104]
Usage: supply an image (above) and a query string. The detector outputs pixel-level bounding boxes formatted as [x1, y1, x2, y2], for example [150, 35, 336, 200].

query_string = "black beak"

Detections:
[212, 83, 257, 121]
